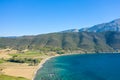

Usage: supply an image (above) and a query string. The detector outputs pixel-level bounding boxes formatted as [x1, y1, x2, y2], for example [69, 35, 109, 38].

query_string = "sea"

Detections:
[34, 53, 120, 80]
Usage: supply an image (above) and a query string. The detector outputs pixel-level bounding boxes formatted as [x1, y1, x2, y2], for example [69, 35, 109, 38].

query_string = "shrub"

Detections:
[8, 57, 41, 66]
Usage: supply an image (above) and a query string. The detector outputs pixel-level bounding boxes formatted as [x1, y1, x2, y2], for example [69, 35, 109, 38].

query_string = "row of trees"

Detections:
[8, 56, 41, 66]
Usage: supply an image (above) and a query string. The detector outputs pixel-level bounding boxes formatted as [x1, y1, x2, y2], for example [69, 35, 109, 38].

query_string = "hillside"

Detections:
[0, 31, 120, 53]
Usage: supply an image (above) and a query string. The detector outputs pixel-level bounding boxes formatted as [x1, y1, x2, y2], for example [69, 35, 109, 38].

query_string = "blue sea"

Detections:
[34, 53, 120, 80]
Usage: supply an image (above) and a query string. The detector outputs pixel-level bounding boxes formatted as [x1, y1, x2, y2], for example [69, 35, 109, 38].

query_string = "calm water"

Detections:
[34, 53, 120, 80]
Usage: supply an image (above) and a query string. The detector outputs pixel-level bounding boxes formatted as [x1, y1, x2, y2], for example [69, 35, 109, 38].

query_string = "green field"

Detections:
[0, 75, 29, 80]
[0, 59, 4, 64]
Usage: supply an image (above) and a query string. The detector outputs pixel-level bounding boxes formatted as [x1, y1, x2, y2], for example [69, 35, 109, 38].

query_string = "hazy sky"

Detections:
[0, 0, 120, 36]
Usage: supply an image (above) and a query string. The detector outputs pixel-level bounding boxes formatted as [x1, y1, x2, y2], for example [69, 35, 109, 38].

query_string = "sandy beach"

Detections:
[0, 55, 59, 80]
[0, 62, 37, 79]
[0, 49, 60, 80]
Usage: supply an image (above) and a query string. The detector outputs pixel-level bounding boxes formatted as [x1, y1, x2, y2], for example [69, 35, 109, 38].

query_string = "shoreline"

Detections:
[32, 54, 59, 80]
[32, 53, 83, 80]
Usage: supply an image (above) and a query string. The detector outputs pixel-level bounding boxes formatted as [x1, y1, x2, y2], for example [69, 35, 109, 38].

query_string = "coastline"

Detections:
[32, 54, 59, 80]
[1, 52, 76, 80]
[32, 53, 82, 80]
[31, 53, 120, 80]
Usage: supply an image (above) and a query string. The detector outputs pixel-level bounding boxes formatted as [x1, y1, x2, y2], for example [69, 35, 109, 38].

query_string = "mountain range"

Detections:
[0, 18, 120, 53]
[62, 18, 120, 32]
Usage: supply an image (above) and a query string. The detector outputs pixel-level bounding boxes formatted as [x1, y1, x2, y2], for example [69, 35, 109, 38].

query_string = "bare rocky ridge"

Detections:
[62, 18, 120, 32]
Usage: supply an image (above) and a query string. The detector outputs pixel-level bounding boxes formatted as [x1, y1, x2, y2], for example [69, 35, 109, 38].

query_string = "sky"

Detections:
[0, 0, 120, 36]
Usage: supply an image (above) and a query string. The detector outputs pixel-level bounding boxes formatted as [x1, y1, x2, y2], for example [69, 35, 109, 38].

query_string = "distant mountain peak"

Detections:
[61, 18, 120, 33]
[83, 18, 120, 32]
[110, 18, 120, 25]
[112, 18, 120, 22]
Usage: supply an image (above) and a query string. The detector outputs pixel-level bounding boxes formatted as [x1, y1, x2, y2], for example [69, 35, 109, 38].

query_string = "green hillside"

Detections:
[0, 31, 120, 53]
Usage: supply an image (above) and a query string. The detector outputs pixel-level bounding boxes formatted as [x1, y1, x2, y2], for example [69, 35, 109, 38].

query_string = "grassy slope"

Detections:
[0, 60, 4, 64]
[0, 75, 29, 80]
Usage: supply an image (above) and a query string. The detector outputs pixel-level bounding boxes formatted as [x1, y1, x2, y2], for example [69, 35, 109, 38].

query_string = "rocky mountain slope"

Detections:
[62, 18, 120, 32]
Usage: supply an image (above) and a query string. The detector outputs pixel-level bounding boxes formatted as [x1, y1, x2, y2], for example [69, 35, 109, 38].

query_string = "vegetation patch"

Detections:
[0, 75, 29, 80]
[8, 56, 41, 66]
[0, 59, 5, 64]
